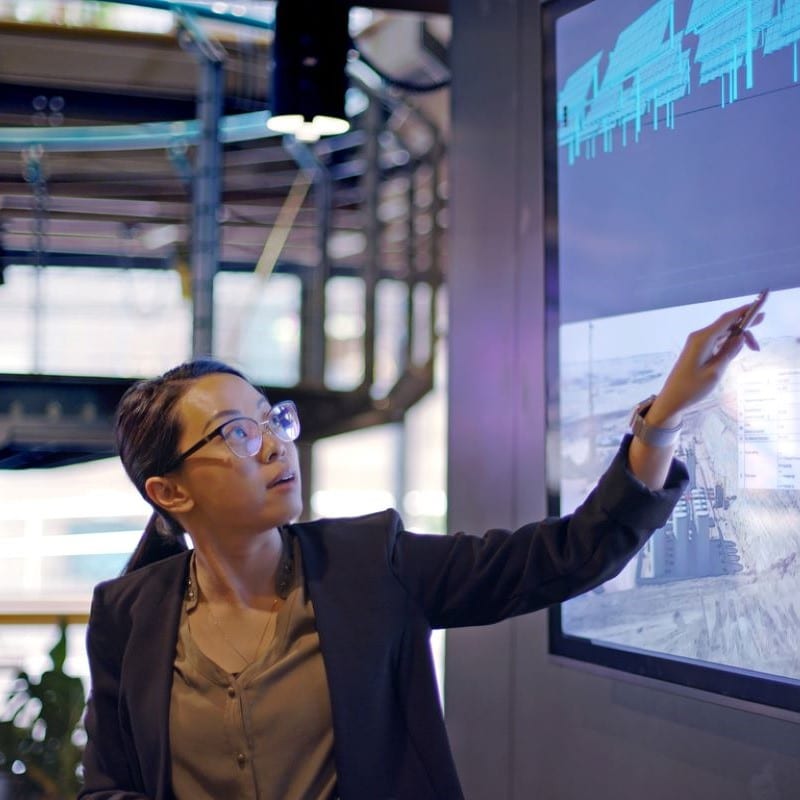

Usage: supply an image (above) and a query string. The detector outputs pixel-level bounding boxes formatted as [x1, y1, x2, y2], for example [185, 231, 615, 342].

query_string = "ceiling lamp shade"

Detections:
[267, 0, 351, 142]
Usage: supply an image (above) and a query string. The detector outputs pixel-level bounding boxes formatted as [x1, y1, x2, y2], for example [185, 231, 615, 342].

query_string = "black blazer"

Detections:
[79, 437, 687, 800]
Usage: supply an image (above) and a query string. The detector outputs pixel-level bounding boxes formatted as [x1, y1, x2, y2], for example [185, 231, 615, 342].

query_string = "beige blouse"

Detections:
[169, 544, 337, 800]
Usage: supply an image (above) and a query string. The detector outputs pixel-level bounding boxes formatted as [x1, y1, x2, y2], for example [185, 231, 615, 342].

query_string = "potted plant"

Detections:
[0, 620, 86, 799]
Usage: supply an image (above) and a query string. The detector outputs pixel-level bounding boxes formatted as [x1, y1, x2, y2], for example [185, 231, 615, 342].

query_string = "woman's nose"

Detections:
[260, 430, 286, 462]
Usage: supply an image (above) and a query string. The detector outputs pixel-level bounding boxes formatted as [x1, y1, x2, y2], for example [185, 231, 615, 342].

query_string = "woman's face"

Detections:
[171, 372, 303, 535]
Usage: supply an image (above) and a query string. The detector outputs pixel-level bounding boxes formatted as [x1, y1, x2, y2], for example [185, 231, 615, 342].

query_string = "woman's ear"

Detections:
[144, 475, 194, 516]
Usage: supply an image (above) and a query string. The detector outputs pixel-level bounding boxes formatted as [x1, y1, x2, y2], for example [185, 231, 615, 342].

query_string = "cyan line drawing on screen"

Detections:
[558, 0, 800, 164]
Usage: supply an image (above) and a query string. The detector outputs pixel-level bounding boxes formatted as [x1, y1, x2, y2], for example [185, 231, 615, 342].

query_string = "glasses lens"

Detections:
[268, 401, 301, 442]
[220, 417, 262, 458]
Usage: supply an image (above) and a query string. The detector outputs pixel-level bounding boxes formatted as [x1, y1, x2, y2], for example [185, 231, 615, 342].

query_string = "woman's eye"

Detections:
[226, 423, 250, 441]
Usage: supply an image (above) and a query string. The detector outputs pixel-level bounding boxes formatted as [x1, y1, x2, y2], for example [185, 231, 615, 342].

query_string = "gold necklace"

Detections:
[186, 572, 281, 669]
[205, 595, 280, 669]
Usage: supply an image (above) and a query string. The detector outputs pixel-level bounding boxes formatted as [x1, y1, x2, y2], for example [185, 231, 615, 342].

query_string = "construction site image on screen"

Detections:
[558, 290, 800, 683]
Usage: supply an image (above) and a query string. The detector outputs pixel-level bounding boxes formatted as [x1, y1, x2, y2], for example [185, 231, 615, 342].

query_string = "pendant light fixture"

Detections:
[267, 0, 351, 142]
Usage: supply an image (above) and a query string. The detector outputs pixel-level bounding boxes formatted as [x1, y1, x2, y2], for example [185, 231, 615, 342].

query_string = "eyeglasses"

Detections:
[165, 400, 300, 472]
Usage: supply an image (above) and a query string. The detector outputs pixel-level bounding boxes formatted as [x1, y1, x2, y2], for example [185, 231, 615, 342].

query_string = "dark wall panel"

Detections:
[446, 1, 800, 798]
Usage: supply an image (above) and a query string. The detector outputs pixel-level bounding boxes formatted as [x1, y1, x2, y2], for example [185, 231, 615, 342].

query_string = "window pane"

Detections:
[324, 276, 365, 390]
[213, 271, 301, 386]
[0, 265, 191, 376]
[0, 457, 149, 609]
[373, 279, 409, 398]
[311, 424, 401, 518]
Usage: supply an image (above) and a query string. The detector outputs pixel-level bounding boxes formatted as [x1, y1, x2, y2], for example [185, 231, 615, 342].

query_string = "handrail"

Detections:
[0, 111, 279, 152]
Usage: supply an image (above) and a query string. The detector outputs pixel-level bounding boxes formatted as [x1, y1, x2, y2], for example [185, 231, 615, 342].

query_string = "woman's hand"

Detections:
[645, 304, 763, 428]
[628, 303, 764, 490]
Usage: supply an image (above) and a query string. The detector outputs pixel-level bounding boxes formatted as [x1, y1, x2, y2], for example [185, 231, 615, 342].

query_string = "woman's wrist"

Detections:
[630, 395, 683, 448]
[644, 395, 683, 429]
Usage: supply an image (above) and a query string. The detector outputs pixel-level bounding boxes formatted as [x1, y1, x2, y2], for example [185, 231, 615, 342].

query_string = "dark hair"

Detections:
[115, 358, 248, 574]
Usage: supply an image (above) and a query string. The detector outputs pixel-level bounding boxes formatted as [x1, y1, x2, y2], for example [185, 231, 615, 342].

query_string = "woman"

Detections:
[79, 305, 761, 800]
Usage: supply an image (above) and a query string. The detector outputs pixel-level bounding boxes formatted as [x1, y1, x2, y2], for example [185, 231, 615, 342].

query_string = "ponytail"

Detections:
[123, 512, 188, 575]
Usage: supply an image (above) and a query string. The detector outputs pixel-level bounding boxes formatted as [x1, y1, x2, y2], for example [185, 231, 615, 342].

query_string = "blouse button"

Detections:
[236, 752, 247, 767]
[227, 686, 236, 698]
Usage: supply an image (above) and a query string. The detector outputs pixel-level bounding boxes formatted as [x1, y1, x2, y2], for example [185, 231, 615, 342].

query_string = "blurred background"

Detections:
[0, 2, 449, 794]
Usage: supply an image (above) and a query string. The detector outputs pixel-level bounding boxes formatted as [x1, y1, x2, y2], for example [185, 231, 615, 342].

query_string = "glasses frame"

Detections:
[164, 399, 300, 473]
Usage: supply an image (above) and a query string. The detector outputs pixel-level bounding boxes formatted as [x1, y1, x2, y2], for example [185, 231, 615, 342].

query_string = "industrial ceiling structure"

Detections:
[0, 1, 451, 468]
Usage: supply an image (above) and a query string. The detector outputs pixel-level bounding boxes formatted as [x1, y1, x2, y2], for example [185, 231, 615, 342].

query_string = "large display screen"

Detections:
[544, 0, 800, 713]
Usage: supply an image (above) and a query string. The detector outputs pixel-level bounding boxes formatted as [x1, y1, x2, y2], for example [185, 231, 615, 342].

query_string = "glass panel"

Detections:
[402, 361, 447, 534]
[213, 271, 301, 386]
[0, 265, 191, 376]
[411, 282, 433, 366]
[0, 457, 149, 609]
[311, 424, 401, 518]
[0, 265, 35, 372]
[373, 279, 409, 399]
[324, 276, 365, 390]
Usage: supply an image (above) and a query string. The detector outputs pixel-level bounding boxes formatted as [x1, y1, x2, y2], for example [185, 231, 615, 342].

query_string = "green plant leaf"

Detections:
[48, 620, 68, 673]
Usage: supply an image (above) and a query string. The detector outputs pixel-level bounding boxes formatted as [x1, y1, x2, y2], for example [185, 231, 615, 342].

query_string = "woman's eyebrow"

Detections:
[200, 396, 270, 433]
[202, 409, 242, 433]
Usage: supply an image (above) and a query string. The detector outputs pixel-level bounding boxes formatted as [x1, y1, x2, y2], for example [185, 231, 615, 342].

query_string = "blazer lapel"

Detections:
[292, 520, 398, 799]
[121, 552, 190, 800]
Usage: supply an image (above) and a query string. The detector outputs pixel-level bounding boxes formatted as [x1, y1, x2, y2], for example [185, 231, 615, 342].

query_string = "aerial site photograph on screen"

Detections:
[548, 0, 800, 701]
[559, 293, 800, 683]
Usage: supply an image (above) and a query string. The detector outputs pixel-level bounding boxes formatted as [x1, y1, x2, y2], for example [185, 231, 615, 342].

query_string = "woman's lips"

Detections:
[267, 470, 295, 489]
